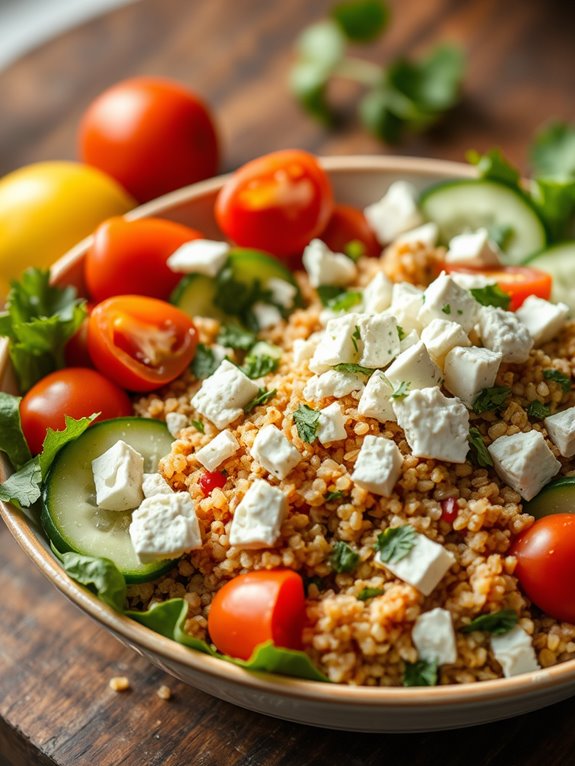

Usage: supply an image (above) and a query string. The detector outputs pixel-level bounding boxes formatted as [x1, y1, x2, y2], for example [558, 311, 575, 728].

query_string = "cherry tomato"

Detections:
[215, 150, 334, 258]
[198, 471, 227, 496]
[85, 217, 203, 303]
[208, 570, 306, 660]
[20, 368, 132, 455]
[440, 497, 459, 524]
[79, 77, 219, 203]
[512, 514, 575, 622]
[444, 265, 552, 311]
[88, 296, 198, 392]
[64, 302, 95, 368]
[320, 204, 381, 259]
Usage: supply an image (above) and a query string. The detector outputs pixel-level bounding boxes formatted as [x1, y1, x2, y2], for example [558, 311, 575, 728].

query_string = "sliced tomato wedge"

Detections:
[444, 265, 552, 310]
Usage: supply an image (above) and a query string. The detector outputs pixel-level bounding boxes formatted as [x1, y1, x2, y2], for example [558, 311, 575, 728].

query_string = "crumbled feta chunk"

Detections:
[394, 221, 439, 248]
[229, 479, 287, 549]
[477, 306, 533, 363]
[308, 314, 360, 374]
[450, 272, 496, 291]
[362, 271, 393, 314]
[419, 273, 480, 332]
[303, 239, 357, 287]
[390, 282, 424, 333]
[252, 302, 283, 330]
[303, 370, 365, 401]
[488, 430, 561, 501]
[490, 626, 540, 678]
[92, 440, 144, 512]
[191, 360, 259, 429]
[358, 370, 396, 423]
[357, 313, 400, 369]
[364, 181, 423, 244]
[399, 329, 420, 352]
[351, 435, 403, 496]
[129, 492, 202, 563]
[165, 412, 188, 438]
[142, 473, 172, 498]
[195, 429, 240, 472]
[385, 341, 443, 392]
[317, 402, 347, 445]
[393, 387, 470, 463]
[167, 239, 229, 276]
[421, 318, 470, 368]
[445, 228, 501, 268]
[266, 277, 297, 309]
[443, 346, 502, 407]
[251, 424, 302, 480]
[293, 336, 320, 365]
[544, 407, 575, 458]
[412, 608, 457, 665]
[375, 529, 455, 596]
[516, 295, 570, 345]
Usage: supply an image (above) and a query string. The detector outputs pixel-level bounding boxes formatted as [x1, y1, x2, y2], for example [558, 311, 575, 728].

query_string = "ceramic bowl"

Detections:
[2, 155, 575, 733]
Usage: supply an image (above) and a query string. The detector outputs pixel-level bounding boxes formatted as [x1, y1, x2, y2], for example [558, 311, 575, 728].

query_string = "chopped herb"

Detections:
[330, 540, 360, 573]
[217, 323, 257, 351]
[391, 380, 410, 399]
[325, 490, 350, 503]
[461, 609, 518, 636]
[344, 239, 365, 261]
[441, 303, 451, 315]
[0, 392, 32, 470]
[396, 325, 406, 341]
[244, 387, 276, 413]
[191, 419, 205, 433]
[351, 325, 361, 352]
[467, 148, 521, 187]
[333, 362, 374, 377]
[327, 290, 363, 313]
[375, 525, 416, 564]
[213, 263, 273, 322]
[543, 369, 571, 392]
[530, 121, 575, 178]
[472, 386, 512, 415]
[527, 400, 551, 420]
[468, 427, 493, 467]
[470, 284, 511, 310]
[293, 404, 320, 443]
[317, 285, 346, 306]
[357, 586, 384, 601]
[304, 576, 326, 595]
[191, 344, 220, 379]
[242, 354, 279, 379]
[403, 659, 438, 687]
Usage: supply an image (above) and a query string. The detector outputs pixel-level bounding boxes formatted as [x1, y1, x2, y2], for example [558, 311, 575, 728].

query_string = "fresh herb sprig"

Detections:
[403, 658, 438, 687]
[472, 386, 512, 415]
[470, 284, 511, 310]
[543, 368, 571, 392]
[375, 525, 416, 564]
[293, 404, 320, 443]
[244, 388, 276, 413]
[330, 540, 360, 573]
[527, 401, 551, 420]
[468, 427, 493, 467]
[461, 609, 518, 636]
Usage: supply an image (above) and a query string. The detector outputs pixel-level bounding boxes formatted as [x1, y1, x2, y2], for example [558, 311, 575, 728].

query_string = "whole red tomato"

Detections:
[320, 204, 381, 259]
[79, 77, 219, 202]
[20, 368, 132, 455]
[215, 150, 334, 258]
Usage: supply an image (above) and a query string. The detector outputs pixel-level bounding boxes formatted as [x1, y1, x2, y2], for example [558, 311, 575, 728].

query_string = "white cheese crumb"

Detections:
[303, 370, 365, 401]
[491, 626, 540, 678]
[308, 313, 361, 374]
[375, 530, 455, 596]
[266, 277, 297, 309]
[358, 370, 396, 423]
[419, 273, 480, 332]
[129, 492, 202, 563]
[385, 341, 443, 392]
[412, 608, 457, 665]
[487, 430, 561, 501]
[516, 295, 570, 345]
[445, 228, 501, 268]
[92, 440, 144, 512]
[252, 302, 283, 330]
[165, 412, 188, 438]
[229, 479, 288, 549]
[357, 313, 400, 369]
[364, 181, 423, 244]
[317, 402, 347, 445]
[293, 336, 320, 365]
[477, 306, 533, 363]
[351, 435, 403, 496]
[399, 329, 420, 352]
[362, 271, 393, 314]
[421, 318, 470, 368]
[443, 346, 503, 407]
[394, 221, 439, 248]
[167, 239, 229, 276]
[251, 424, 302, 480]
[142, 473, 172, 498]
[191, 360, 259, 429]
[544, 406, 575, 458]
[195, 429, 240, 472]
[389, 282, 424, 334]
[302, 238, 357, 287]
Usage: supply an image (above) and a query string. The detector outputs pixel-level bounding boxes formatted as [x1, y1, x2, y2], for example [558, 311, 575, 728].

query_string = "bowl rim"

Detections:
[2, 153, 574, 709]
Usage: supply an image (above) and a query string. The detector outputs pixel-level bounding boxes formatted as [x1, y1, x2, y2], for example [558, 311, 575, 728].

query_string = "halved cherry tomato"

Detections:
[85, 217, 203, 303]
[20, 368, 132, 455]
[512, 514, 575, 623]
[320, 204, 381, 259]
[443, 265, 552, 311]
[208, 570, 305, 660]
[88, 296, 198, 392]
[215, 150, 334, 259]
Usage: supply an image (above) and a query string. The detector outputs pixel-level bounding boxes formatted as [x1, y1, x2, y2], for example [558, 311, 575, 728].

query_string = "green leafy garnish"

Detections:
[242, 354, 279, 379]
[375, 526, 416, 563]
[38, 414, 97, 477]
[461, 609, 518, 636]
[527, 401, 550, 420]
[0, 392, 32, 469]
[403, 659, 438, 687]
[325, 490, 350, 503]
[357, 586, 384, 601]
[244, 387, 276, 414]
[331, 0, 389, 42]
[530, 121, 575, 178]
[191, 419, 205, 433]
[472, 386, 512, 415]
[293, 404, 320, 443]
[327, 290, 363, 313]
[191, 344, 220, 379]
[467, 148, 521, 187]
[343, 240, 365, 261]
[351, 325, 361, 353]
[333, 362, 374, 377]
[213, 264, 271, 326]
[470, 284, 511, 310]
[396, 325, 406, 341]
[441, 303, 451, 315]
[304, 576, 326, 595]
[391, 380, 410, 399]
[217, 323, 257, 351]
[53, 549, 127, 612]
[543, 369, 571, 392]
[317, 285, 347, 306]
[468, 427, 493, 468]
[330, 540, 360, 573]
[530, 177, 575, 241]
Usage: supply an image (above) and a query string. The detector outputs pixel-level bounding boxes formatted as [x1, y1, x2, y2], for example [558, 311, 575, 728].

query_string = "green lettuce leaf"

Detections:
[38, 413, 97, 478]
[530, 121, 575, 178]
[0, 392, 32, 469]
[467, 148, 521, 187]
[331, 0, 389, 42]
[53, 548, 127, 612]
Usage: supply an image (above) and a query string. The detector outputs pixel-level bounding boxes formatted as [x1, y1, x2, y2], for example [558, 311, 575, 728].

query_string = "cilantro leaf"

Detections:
[527, 400, 550, 420]
[357, 586, 384, 601]
[331, 0, 389, 42]
[325, 490, 349, 503]
[396, 325, 406, 341]
[39, 414, 97, 478]
[244, 387, 276, 414]
[191, 344, 220, 379]
[191, 419, 205, 433]
[317, 285, 346, 306]
[333, 362, 374, 377]
[543, 369, 571, 392]
[470, 284, 511, 310]
[242, 354, 279, 379]
[293, 404, 320, 443]
[327, 290, 363, 313]
[391, 380, 410, 399]
[530, 121, 575, 178]
[472, 386, 512, 415]
[468, 427, 493, 467]
[217, 324, 257, 351]
[351, 325, 361, 353]
[441, 303, 451, 315]
[343, 240, 365, 261]
[467, 148, 521, 187]
[375, 525, 416, 563]
[461, 609, 518, 636]
[0, 392, 32, 469]
[531, 177, 575, 241]
[403, 659, 438, 687]
[330, 540, 360, 573]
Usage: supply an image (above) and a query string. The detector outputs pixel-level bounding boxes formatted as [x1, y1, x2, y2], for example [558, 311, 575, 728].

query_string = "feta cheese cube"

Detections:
[142, 473, 172, 498]
[129, 492, 202, 563]
[443, 347, 502, 407]
[390, 282, 424, 333]
[488, 430, 561, 501]
[303, 239, 357, 287]
[544, 407, 575, 458]
[419, 273, 480, 332]
[303, 370, 365, 401]
[92, 440, 144, 512]
[412, 608, 457, 665]
[266, 277, 297, 309]
[357, 313, 400, 369]
[394, 221, 439, 248]
[167, 239, 229, 276]
[191, 360, 260, 429]
[252, 302, 283, 330]
[393, 387, 470, 464]
[195, 429, 240, 472]
[450, 272, 496, 291]
[229, 479, 287, 549]
[351, 435, 403, 496]
[308, 314, 360, 374]
[165, 412, 188, 438]
[251, 424, 302, 480]
[516, 295, 570, 345]
[385, 341, 443, 393]
[477, 306, 533, 363]
[364, 181, 423, 244]
[358, 370, 396, 423]
[445, 228, 501, 268]
[421, 318, 470, 367]
[293, 336, 320, 365]
[375, 529, 455, 596]
[491, 626, 540, 678]
[399, 329, 420, 352]
[362, 271, 393, 314]
[317, 402, 347, 445]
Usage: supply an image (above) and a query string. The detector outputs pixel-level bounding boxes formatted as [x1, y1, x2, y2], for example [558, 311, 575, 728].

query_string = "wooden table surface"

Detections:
[2, 0, 575, 763]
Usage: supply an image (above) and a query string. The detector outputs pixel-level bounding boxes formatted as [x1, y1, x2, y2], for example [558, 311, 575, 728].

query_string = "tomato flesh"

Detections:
[198, 471, 227, 496]
[440, 497, 459, 524]
[444, 265, 552, 310]
[320, 204, 381, 259]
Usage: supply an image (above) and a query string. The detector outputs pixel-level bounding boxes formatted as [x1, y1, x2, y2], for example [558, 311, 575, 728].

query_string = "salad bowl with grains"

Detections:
[2, 152, 575, 732]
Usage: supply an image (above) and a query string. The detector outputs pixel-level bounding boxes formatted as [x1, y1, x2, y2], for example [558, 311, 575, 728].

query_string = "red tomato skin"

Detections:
[208, 570, 305, 660]
[443, 265, 552, 311]
[87, 295, 198, 392]
[20, 368, 132, 454]
[79, 77, 219, 203]
[320, 204, 381, 259]
[215, 150, 334, 257]
[440, 497, 459, 524]
[65, 317, 93, 368]
[198, 470, 227, 496]
[512, 514, 575, 623]
[85, 217, 203, 303]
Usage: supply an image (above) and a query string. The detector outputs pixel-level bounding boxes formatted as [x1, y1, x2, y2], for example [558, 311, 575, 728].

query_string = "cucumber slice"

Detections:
[42, 418, 175, 583]
[524, 476, 575, 519]
[524, 242, 575, 311]
[419, 179, 548, 263]
[171, 247, 301, 320]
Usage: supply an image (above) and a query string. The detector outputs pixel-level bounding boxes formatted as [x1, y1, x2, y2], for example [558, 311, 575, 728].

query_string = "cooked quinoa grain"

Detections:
[109, 676, 131, 692]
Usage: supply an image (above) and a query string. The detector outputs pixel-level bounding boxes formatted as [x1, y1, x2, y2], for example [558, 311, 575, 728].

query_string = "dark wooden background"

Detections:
[2, 0, 575, 763]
